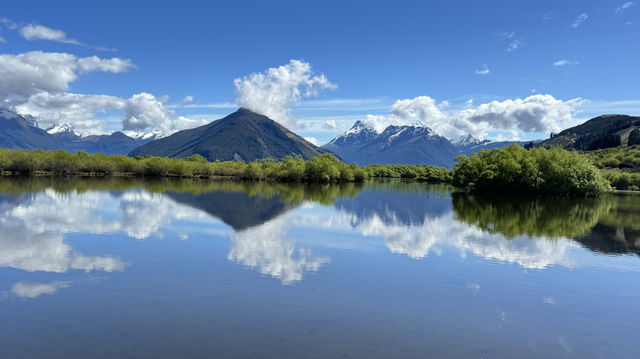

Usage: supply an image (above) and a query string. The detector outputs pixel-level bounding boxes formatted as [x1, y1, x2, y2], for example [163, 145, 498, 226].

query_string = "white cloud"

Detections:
[0, 17, 18, 30]
[498, 31, 515, 38]
[507, 39, 523, 52]
[11, 281, 71, 298]
[15, 92, 125, 134]
[454, 94, 584, 137]
[542, 11, 555, 21]
[572, 13, 588, 28]
[234, 59, 336, 128]
[553, 60, 579, 67]
[0, 35, 5, 43]
[616, 2, 635, 13]
[0, 51, 135, 106]
[322, 119, 337, 130]
[76, 56, 135, 73]
[178, 95, 194, 107]
[304, 136, 320, 146]
[475, 64, 490, 75]
[357, 94, 583, 140]
[14, 91, 201, 135]
[123, 92, 208, 133]
[19, 24, 81, 45]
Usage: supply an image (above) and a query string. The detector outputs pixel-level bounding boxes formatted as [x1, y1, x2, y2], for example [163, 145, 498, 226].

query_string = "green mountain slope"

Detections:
[129, 108, 330, 161]
[537, 114, 640, 150]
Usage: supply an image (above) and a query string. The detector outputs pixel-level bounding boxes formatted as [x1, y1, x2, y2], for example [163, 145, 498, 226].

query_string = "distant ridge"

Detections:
[0, 108, 156, 155]
[129, 108, 330, 161]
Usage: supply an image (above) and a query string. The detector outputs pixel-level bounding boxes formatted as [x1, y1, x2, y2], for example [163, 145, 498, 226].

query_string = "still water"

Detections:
[0, 178, 638, 358]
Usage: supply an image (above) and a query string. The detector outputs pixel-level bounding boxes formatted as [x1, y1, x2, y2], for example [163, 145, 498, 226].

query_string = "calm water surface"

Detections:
[0, 178, 638, 358]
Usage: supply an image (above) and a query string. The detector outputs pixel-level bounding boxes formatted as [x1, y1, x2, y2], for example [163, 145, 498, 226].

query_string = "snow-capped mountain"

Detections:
[324, 120, 378, 153]
[122, 129, 166, 141]
[323, 121, 459, 168]
[323, 121, 533, 168]
[46, 123, 80, 137]
[452, 134, 488, 147]
[0, 108, 163, 155]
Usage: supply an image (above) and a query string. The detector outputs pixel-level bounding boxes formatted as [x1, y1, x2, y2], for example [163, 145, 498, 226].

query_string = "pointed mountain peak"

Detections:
[47, 123, 79, 136]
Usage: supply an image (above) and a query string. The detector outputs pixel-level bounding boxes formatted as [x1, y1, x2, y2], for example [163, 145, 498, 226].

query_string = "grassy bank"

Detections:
[0, 146, 621, 196]
[0, 148, 449, 184]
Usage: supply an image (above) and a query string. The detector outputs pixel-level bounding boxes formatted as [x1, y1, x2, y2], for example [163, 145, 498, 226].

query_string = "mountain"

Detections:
[0, 108, 156, 155]
[47, 123, 80, 137]
[122, 129, 166, 141]
[0, 109, 63, 150]
[536, 114, 640, 150]
[129, 108, 330, 161]
[323, 120, 379, 161]
[324, 122, 460, 168]
[452, 134, 487, 147]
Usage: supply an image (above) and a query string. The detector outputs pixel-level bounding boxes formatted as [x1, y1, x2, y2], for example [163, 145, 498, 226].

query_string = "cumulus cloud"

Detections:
[475, 64, 490, 75]
[234, 59, 336, 127]
[123, 92, 207, 133]
[11, 281, 71, 298]
[572, 13, 588, 28]
[14, 92, 125, 134]
[0, 51, 135, 106]
[358, 94, 583, 140]
[14, 91, 200, 135]
[19, 24, 81, 45]
[616, 2, 635, 13]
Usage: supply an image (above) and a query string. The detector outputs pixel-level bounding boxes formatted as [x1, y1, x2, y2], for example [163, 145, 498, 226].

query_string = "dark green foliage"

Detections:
[364, 164, 452, 183]
[602, 171, 640, 191]
[590, 145, 640, 170]
[628, 128, 640, 146]
[0, 148, 373, 184]
[585, 134, 621, 151]
[451, 192, 607, 238]
[451, 144, 611, 196]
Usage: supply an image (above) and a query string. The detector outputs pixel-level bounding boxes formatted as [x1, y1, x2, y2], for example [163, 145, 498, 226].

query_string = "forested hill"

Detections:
[535, 114, 640, 151]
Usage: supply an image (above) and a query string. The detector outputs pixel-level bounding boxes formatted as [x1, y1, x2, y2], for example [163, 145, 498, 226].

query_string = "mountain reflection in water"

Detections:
[0, 177, 638, 290]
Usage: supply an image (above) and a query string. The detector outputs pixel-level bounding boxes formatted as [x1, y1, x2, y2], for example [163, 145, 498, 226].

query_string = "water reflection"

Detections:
[0, 177, 638, 292]
[452, 192, 640, 256]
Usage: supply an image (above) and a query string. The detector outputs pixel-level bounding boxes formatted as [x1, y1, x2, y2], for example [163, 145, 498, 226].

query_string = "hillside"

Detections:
[129, 108, 330, 161]
[536, 114, 640, 150]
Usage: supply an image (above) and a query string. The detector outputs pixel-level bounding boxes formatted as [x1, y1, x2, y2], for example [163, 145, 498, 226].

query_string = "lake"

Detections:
[0, 177, 638, 358]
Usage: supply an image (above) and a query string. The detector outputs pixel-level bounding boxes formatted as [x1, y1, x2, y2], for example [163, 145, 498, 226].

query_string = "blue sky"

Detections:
[1, 0, 638, 144]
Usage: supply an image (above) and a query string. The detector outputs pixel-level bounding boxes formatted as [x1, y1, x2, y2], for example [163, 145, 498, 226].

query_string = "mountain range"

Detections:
[0, 109, 160, 155]
[2, 105, 637, 167]
[130, 108, 329, 161]
[323, 120, 530, 168]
